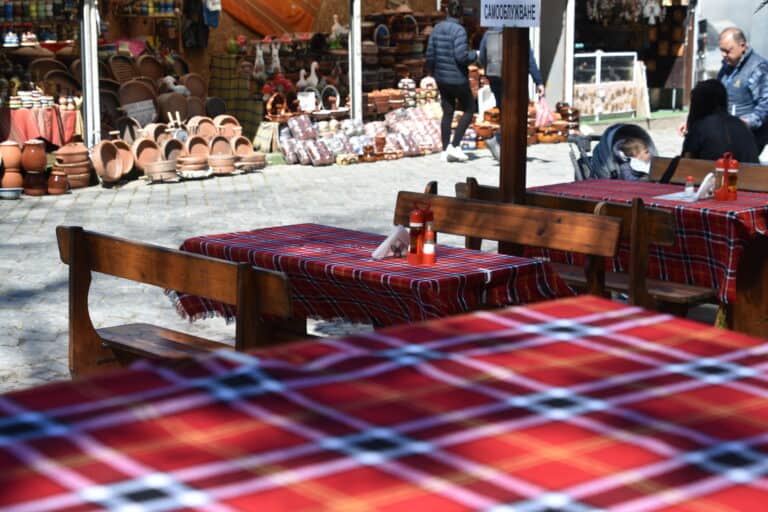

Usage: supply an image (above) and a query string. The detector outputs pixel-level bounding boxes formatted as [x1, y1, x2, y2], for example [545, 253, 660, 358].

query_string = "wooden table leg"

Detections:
[731, 235, 768, 337]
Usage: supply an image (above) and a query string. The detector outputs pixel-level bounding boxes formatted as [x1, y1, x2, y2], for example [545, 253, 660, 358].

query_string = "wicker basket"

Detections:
[265, 93, 295, 123]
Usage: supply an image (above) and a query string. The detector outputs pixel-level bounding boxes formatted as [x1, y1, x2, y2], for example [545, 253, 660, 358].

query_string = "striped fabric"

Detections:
[208, 54, 262, 139]
[528, 179, 768, 303]
[173, 223, 573, 326]
[2, 296, 768, 511]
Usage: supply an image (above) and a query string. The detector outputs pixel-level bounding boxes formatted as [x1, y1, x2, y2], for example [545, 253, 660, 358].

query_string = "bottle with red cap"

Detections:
[422, 222, 436, 265]
[407, 204, 424, 265]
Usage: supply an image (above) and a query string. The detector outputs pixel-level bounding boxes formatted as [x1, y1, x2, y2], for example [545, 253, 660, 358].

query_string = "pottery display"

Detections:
[21, 139, 47, 173]
[161, 138, 186, 161]
[23, 171, 47, 196]
[131, 137, 161, 172]
[230, 136, 254, 156]
[92, 141, 123, 183]
[209, 135, 233, 156]
[0, 141, 22, 169]
[66, 171, 91, 189]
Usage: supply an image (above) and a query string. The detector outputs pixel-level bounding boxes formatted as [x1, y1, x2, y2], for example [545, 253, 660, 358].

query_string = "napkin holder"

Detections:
[372, 225, 410, 260]
[695, 172, 715, 201]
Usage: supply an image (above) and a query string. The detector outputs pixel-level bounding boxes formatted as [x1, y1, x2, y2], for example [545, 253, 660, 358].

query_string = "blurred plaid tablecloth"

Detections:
[3, 295, 768, 511]
[208, 54, 262, 139]
[529, 179, 768, 303]
[174, 223, 573, 326]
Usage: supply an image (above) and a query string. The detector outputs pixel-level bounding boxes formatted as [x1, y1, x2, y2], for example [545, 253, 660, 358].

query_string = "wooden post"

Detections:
[499, 27, 529, 254]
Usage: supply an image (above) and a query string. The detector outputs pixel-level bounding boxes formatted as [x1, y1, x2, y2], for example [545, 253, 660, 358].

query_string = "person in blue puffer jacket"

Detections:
[717, 27, 768, 153]
[425, 0, 477, 163]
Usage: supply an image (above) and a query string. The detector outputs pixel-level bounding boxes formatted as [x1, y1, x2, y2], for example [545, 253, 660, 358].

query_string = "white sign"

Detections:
[480, 0, 540, 28]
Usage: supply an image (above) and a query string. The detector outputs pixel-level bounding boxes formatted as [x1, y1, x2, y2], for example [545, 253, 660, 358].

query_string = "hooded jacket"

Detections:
[425, 17, 477, 85]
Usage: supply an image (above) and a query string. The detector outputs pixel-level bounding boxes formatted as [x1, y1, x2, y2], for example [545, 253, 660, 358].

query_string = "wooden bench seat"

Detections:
[394, 191, 622, 297]
[56, 226, 293, 377]
[454, 177, 718, 313]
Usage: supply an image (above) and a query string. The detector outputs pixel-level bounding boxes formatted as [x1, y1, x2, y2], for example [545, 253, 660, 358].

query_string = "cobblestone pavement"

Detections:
[0, 125, 692, 392]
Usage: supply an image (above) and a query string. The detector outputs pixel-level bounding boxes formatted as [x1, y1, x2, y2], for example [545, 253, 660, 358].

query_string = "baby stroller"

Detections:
[569, 123, 658, 181]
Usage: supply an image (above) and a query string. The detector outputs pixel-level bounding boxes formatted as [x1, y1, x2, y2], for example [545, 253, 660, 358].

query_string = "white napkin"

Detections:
[696, 172, 715, 201]
[372, 225, 410, 260]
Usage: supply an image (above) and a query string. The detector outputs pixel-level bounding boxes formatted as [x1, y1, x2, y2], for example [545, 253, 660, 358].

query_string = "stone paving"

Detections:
[0, 124, 692, 392]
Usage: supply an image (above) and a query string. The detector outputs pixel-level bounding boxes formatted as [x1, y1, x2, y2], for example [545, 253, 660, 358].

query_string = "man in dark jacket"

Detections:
[425, 0, 477, 163]
[717, 27, 768, 153]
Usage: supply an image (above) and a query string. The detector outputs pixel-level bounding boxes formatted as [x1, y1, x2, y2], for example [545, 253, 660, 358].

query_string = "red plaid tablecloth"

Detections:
[174, 223, 573, 326]
[529, 180, 768, 303]
[3, 295, 768, 511]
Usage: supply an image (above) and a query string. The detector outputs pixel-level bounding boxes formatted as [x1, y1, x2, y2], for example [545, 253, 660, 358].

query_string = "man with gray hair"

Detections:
[717, 27, 768, 152]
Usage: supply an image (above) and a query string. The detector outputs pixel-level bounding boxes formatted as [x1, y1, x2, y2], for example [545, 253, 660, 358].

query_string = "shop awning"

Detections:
[222, 0, 320, 35]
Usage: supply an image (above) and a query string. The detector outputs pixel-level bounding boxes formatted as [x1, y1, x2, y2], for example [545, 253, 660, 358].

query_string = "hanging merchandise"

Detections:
[585, 0, 665, 26]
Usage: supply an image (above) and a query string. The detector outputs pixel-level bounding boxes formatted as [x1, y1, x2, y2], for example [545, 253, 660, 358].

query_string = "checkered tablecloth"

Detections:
[528, 180, 768, 303]
[174, 223, 573, 326]
[3, 295, 768, 511]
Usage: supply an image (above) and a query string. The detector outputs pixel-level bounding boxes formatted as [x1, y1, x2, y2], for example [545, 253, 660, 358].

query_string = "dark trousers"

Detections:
[754, 123, 768, 154]
[438, 82, 475, 149]
[488, 76, 503, 109]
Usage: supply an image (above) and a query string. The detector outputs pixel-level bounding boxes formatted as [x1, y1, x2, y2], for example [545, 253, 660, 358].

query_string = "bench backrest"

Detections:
[393, 191, 622, 296]
[650, 156, 768, 191]
[453, 177, 679, 308]
[56, 226, 292, 374]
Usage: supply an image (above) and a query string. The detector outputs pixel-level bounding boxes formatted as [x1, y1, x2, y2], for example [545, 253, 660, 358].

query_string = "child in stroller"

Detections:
[570, 123, 658, 181]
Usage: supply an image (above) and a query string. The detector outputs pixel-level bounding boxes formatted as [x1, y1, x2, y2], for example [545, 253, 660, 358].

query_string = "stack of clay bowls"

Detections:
[131, 137, 178, 183]
[186, 116, 217, 141]
[175, 154, 210, 179]
[0, 141, 24, 190]
[213, 115, 242, 139]
[53, 141, 92, 190]
[230, 136, 265, 172]
[208, 135, 236, 176]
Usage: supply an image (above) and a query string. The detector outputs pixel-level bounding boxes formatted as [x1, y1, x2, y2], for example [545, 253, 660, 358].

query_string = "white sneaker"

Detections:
[440, 150, 448, 163]
[447, 144, 468, 162]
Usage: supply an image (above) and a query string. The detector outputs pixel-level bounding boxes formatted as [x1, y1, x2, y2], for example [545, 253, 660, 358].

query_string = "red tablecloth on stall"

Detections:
[529, 179, 768, 303]
[0, 106, 81, 146]
[174, 223, 573, 326]
[2, 296, 768, 511]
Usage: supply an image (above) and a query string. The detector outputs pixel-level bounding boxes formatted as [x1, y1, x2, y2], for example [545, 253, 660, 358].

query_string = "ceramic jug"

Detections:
[21, 139, 47, 173]
[0, 140, 22, 169]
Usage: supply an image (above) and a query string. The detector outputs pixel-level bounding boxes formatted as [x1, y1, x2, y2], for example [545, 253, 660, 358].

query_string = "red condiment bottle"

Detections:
[422, 222, 436, 265]
[407, 204, 424, 265]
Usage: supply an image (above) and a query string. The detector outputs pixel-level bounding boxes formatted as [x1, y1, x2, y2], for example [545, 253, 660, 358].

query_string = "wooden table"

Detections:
[3, 295, 768, 511]
[173, 223, 573, 330]
[529, 179, 768, 336]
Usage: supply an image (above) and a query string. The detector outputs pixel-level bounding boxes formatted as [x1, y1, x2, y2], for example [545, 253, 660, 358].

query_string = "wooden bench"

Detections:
[56, 225, 293, 377]
[650, 156, 768, 191]
[454, 177, 717, 313]
[394, 191, 622, 297]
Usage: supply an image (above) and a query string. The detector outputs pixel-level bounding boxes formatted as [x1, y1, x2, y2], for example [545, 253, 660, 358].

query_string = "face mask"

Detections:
[629, 157, 650, 174]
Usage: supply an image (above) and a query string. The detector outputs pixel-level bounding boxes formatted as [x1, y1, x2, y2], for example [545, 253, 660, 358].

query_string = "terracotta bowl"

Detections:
[53, 160, 92, 175]
[67, 171, 92, 189]
[91, 141, 124, 183]
[187, 116, 217, 140]
[230, 136, 254, 156]
[112, 139, 135, 176]
[185, 135, 209, 157]
[131, 137, 161, 171]
[144, 123, 168, 142]
[176, 154, 208, 166]
[177, 163, 209, 172]
[213, 115, 241, 139]
[161, 138, 187, 161]
[209, 135, 233, 156]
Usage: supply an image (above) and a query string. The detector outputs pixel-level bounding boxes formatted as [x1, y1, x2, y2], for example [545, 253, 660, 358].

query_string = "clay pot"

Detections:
[161, 138, 186, 161]
[230, 136, 253, 156]
[185, 135, 209, 157]
[21, 139, 47, 173]
[213, 115, 241, 139]
[0, 141, 22, 169]
[144, 123, 168, 142]
[92, 141, 124, 183]
[54, 142, 89, 165]
[187, 116, 217, 140]
[67, 171, 92, 189]
[1, 168, 23, 188]
[47, 171, 69, 195]
[131, 137, 161, 172]
[53, 161, 92, 176]
[112, 140, 135, 176]
[208, 135, 232, 156]
[23, 171, 47, 195]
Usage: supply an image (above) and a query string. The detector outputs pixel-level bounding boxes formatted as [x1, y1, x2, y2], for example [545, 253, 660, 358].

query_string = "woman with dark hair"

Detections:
[681, 79, 760, 162]
[425, 0, 477, 163]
